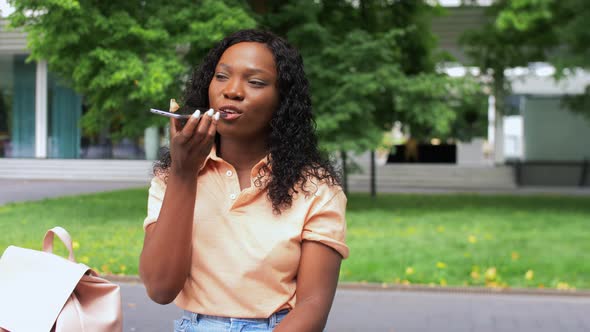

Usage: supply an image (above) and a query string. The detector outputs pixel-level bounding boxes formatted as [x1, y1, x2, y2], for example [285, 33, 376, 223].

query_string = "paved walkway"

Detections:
[120, 282, 590, 332]
[2, 179, 590, 331]
[0, 179, 148, 206]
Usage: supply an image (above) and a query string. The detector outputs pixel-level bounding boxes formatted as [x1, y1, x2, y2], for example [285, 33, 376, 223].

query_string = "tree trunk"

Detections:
[493, 71, 506, 165]
[247, 0, 269, 14]
[341, 150, 348, 195]
[370, 150, 376, 198]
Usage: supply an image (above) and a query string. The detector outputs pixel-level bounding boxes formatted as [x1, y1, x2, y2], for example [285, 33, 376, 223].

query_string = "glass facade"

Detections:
[0, 55, 161, 160]
[0, 54, 35, 158]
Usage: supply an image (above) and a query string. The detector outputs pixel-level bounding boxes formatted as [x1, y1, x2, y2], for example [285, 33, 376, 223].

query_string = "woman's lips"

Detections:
[217, 105, 243, 120]
[219, 110, 241, 120]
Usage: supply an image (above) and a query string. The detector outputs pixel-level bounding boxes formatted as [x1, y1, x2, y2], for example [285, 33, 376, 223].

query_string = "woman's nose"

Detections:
[222, 79, 244, 101]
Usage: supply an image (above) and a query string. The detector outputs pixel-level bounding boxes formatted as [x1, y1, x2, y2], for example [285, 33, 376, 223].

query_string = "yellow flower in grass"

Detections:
[80, 256, 90, 264]
[468, 235, 477, 244]
[436, 226, 445, 233]
[556, 282, 574, 290]
[72, 241, 80, 250]
[100, 264, 111, 274]
[439, 278, 447, 286]
[405, 267, 415, 275]
[511, 252, 520, 261]
[401, 279, 411, 285]
[119, 265, 127, 272]
[436, 262, 447, 269]
[525, 270, 534, 281]
[486, 281, 501, 288]
[484, 267, 497, 281]
[470, 271, 480, 280]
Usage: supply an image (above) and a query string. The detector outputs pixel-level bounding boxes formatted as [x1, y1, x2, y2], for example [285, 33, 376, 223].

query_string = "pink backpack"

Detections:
[0, 227, 122, 331]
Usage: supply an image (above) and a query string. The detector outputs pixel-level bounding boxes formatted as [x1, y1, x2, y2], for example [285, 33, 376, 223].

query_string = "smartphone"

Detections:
[150, 108, 192, 119]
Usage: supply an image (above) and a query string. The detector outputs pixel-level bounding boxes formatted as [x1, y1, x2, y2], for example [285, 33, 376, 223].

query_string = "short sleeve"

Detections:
[143, 176, 166, 230]
[302, 189, 349, 259]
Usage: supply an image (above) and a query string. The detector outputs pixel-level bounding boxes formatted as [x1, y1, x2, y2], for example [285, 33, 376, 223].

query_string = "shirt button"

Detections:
[229, 194, 236, 200]
[226, 170, 233, 177]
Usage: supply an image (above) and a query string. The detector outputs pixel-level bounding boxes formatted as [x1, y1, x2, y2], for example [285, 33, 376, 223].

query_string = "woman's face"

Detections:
[208, 42, 279, 140]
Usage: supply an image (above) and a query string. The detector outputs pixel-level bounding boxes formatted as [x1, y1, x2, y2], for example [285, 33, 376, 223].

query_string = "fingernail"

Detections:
[192, 110, 201, 118]
[214, 112, 220, 121]
[206, 108, 214, 117]
[170, 99, 179, 112]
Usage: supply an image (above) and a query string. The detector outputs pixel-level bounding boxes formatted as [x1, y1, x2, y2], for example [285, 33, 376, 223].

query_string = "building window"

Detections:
[47, 74, 82, 159]
[1, 54, 161, 160]
[0, 54, 36, 158]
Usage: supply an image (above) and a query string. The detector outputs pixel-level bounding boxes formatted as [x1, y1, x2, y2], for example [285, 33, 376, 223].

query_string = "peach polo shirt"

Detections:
[143, 148, 349, 318]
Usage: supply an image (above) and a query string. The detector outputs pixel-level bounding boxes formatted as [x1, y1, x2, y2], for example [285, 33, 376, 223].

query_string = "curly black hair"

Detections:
[154, 29, 341, 214]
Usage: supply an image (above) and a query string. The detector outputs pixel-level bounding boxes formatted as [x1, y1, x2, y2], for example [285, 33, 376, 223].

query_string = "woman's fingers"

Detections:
[198, 110, 219, 149]
[204, 111, 220, 144]
[178, 109, 202, 142]
[194, 108, 215, 143]
[169, 104, 217, 148]
[169, 99, 181, 137]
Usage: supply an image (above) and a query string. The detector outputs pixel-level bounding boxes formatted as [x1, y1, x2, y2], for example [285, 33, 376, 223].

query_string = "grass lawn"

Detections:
[0, 189, 589, 290]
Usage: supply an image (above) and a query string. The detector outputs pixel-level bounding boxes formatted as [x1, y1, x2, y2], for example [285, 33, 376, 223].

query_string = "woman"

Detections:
[140, 29, 349, 332]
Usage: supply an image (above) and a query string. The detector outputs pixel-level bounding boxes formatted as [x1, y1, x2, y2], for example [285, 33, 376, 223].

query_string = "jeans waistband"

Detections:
[182, 309, 290, 328]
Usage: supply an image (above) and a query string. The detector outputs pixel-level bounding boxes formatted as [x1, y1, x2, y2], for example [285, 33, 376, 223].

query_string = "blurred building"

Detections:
[430, 6, 590, 187]
[0, 18, 155, 182]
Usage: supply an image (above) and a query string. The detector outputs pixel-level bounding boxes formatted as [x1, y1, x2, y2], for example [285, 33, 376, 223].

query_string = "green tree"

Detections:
[495, 0, 589, 69]
[250, 0, 485, 193]
[493, 0, 590, 117]
[8, 0, 255, 140]
[462, 0, 590, 128]
[459, 0, 561, 162]
[253, 0, 485, 148]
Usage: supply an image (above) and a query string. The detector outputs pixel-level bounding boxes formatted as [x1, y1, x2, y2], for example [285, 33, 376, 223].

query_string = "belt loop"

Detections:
[268, 311, 277, 328]
[182, 310, 192, 322]
[192, 311, 200, 324]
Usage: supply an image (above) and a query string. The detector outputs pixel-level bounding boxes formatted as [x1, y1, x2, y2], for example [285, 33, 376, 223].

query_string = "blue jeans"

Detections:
[174, 309, 290, 332]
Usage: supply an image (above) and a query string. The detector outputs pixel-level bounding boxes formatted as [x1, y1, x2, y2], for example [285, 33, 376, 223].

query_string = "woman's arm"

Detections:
[274, 240, 342, 332]
[139, 174, 197, 304]
[139, 106, 218, 304]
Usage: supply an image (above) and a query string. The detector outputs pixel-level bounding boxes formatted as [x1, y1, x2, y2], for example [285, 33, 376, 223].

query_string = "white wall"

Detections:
[503, 115, 523, 159]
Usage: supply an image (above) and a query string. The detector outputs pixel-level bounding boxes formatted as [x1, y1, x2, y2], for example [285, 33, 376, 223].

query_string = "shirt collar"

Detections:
[201, 145, 271, 175]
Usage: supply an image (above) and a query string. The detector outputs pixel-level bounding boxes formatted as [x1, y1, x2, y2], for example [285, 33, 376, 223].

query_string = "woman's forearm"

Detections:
[139, 174, 197, 304]
[274, 298, 330, 332]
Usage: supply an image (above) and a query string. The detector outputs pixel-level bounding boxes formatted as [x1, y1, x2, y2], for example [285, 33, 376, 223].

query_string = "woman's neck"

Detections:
[217, 136, 269, 172]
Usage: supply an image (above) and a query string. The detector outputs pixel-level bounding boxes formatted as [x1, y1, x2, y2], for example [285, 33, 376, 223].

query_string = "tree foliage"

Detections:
[495, 0, 589, 70]
[494, 0, 590, 118]
[461, 0, 590, 119]
[8, 0, 487, 146]
[253, 0, 486, 150]
[8, 0, 255, 140]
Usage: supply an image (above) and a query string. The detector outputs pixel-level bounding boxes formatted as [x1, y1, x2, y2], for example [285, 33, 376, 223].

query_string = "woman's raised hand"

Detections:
[168, 99, 219, 179]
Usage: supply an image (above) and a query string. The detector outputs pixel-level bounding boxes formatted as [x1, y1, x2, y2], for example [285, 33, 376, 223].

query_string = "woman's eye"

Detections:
[249, 80, 266, 87]
[215, 73, 228, 80]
